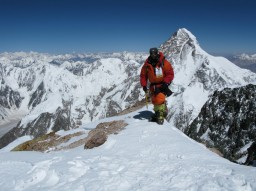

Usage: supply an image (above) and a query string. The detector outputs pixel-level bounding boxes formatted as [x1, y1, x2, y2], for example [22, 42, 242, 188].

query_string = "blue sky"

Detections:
[1, 0, 255, 55]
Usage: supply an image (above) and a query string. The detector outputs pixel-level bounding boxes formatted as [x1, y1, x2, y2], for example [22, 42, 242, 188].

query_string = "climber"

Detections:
[140, 48, 174, 124]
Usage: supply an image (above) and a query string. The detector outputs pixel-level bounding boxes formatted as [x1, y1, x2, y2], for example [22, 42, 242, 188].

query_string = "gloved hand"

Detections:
[161, 82, 173, 97]
[143, 86, 150, 100]
[143, 86, 148, 92]
[154, 87, 161, 95]
[161, 82, 169, 92]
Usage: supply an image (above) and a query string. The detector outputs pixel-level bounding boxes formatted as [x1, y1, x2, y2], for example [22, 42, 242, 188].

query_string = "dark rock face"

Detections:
[0, 85, 23, 109]
[0, 85, 23, 120]
[28, 82, 46, 109]
[106, 100, 122, 117]
[186, 84, 256, 164]
[244, 142, 256, 166]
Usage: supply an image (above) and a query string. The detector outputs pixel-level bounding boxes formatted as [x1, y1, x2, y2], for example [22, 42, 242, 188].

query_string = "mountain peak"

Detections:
[176, 28, 197, 42]
[160, 28, 204, 63]
[158, 28, 256, 135]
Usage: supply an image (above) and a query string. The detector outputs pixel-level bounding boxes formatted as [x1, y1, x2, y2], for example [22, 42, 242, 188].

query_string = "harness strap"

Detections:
[146, 57, 165, 75]
[150, 82, 162, 86]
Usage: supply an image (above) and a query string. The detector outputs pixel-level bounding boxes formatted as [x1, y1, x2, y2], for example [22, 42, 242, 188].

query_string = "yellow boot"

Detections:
[153, 104, 166, 125]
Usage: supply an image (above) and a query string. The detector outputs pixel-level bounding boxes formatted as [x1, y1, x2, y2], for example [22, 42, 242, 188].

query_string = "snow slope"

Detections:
[0, 105, 255, 191]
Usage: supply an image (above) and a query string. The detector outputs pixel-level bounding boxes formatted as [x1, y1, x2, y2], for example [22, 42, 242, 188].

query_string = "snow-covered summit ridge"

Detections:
[0, 106, 256, 191]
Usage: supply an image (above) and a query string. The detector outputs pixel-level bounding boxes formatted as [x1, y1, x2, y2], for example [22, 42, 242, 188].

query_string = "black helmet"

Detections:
[149, 47, 159, 60]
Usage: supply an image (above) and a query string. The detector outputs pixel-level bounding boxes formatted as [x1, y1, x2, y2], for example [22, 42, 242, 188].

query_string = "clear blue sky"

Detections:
[1, 0, 255, 55]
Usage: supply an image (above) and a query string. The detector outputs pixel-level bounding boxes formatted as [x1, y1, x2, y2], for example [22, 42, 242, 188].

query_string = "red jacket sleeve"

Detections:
[163, 60, 174, 84]
[140, 63, 148, 87]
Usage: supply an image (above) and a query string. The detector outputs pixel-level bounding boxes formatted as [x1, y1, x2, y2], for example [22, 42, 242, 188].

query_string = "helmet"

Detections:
[149, 47, 159, 59]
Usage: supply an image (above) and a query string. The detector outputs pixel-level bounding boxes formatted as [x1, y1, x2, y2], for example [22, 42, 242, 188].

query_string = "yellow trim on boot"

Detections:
[153, 104, 166, 112]
[154, 104, 166, 120]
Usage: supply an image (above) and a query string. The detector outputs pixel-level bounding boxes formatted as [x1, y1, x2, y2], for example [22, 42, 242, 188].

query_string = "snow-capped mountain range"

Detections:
[235, 53, 256, 61]
[1, 28, 256, 152]
[227, 53, 256, 73]
[0, 51, 147, 147]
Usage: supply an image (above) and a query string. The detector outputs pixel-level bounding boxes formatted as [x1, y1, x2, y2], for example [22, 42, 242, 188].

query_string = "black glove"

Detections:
[143, 86, 148, 92]
[154, 87, 161, 95]
[161, 82, 173, 97]
[161, 82, 169, 92]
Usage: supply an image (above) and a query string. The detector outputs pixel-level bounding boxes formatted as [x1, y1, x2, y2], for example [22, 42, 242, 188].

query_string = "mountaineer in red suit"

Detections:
[140, 48, 174, 124]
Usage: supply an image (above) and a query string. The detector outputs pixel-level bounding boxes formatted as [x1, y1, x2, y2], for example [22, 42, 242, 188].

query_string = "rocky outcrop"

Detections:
[186, 84, 256, 164]
[11, 120, 127, 152]
[12, 131, 84, 152]
[84, 120, 128, 149]
[84, 130, 107, 149]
